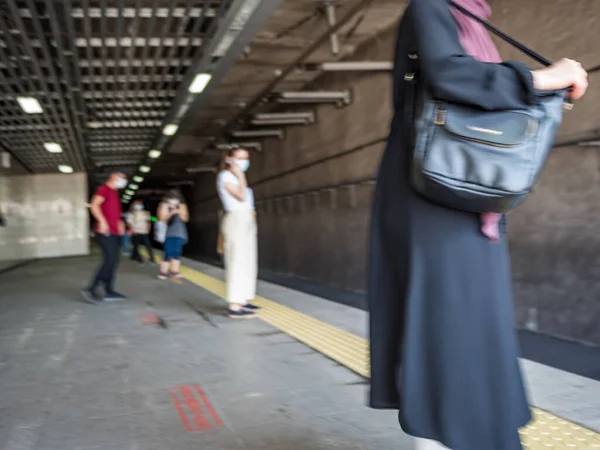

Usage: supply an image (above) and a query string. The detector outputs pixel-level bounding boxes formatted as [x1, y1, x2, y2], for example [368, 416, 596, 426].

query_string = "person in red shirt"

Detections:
[82, 172, 128, 304]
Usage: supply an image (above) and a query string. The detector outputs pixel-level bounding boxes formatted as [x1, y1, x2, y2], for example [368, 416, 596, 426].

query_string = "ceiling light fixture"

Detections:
[129, 184, 139, 190]
[125, 190, 134, 196]
[231, 129, 284, 139]
[44, 142, 63, 153]
[58, 165, 73, 174]
[277, 90, 351, 107]
[148, 149, 161, 159]
[17, 97, 43, 114]
[318, 61, 393, 71]
[253, 112, 315, 122]
[251, 118, 311, 126]
[578, 141, 600, 147]
[215, 142, 262, 152]
[162, 124, 178, 136]
[188, 73, 212, 94]
[139, 165, 151, 173]
[133, 176, 144, 183]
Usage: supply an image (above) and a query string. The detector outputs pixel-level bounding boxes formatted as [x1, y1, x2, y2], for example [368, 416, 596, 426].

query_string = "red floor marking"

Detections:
[169, 384, 223, 432]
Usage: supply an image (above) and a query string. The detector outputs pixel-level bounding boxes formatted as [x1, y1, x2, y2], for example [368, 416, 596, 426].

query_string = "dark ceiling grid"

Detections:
[0, 68, 53, 171]
[42, 0, 92, 171]
[13, 0, 86, 171]
[0, 6, 76, 173]
[137, 0, 176, 103]
[0, 10, 54, 173]
[54, 0, 94, 171]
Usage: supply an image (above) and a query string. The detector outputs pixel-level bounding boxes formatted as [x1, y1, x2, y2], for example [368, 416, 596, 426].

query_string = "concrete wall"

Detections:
[0, 151, 29, 271]
[187, 1, 600, 345]
[0, 172, 90, 268]
[490, 0, 600, 345]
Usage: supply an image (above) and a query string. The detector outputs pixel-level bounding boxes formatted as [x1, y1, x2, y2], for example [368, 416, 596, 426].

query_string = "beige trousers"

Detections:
[222, 211, 257, 304]
[414, 438, 449, 450]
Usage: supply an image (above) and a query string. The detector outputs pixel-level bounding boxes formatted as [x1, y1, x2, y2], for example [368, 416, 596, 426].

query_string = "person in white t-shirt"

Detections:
[216, 147, 259, 319]
[127, 200, 156, 265]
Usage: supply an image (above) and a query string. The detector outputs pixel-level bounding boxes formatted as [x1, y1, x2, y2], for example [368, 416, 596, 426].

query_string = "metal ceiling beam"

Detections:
[82, 91, 176, 99]
[17, 7, 218, 18]
[0, 37, 203, 48]
[87, 100, 171, 109]
[80, 75, 183, 83]
[87, 120, 163, 129]
[78, 59, 192, 68]
[93, 110, 167, 119]
[76, 37, 203, 47]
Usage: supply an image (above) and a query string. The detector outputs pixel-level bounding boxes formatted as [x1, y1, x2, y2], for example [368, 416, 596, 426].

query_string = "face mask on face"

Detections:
[235, 159, 250, 172]
[115, 178, 127, 189]
[168, 199, 180, 206]
[134, 204, 143, 210]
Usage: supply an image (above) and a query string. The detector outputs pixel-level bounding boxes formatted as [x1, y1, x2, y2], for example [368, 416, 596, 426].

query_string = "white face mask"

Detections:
[134, 204, 143, 210]
[115, 178, 127, 189]
[168, 199, 180, 206]
[235, 159, 250, 172]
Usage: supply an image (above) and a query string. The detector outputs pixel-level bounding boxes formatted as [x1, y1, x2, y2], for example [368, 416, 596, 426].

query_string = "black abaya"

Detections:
[367, 1, 535, 449]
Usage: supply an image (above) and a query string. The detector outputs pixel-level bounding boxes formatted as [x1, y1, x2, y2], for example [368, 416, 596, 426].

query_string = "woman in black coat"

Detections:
[367, 1, 588, 449]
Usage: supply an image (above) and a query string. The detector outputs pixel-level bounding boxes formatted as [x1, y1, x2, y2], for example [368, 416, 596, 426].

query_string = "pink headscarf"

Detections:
[450, 0, 502, 242]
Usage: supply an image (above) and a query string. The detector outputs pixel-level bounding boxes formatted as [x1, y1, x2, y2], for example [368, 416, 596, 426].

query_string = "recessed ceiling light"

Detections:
[139, 165, 151, 173]
[162, 124, 178, 136]
[44, 142, 63, 153]
[17, 97, 43, 114]
[129, 184, 139, 190]
[58, 165, 73, 173]
[148, 149, 161, 159]
[125, 190, 134, 196]
[188, 73, 212, 94]
[133, 176, 144, 183]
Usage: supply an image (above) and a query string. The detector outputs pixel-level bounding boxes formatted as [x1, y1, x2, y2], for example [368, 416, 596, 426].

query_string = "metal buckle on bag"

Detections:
[404, 73, 415, 81]
[435, 109, 446, 125]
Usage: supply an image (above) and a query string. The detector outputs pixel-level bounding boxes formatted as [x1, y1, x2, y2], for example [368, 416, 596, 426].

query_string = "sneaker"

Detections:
[157, 273, 168, 280]
[243, 303, 261, 311]
[172, 273, 184, 279]
[227, 309, 256, 319]
[104, 291, 127, 302]
[81, 289, 102, 305]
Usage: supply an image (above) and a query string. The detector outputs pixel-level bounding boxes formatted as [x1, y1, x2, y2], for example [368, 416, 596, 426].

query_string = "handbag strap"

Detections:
[449, 1, 552, 67]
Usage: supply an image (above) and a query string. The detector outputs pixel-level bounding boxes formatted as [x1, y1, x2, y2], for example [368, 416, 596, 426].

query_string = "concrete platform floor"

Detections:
[1, 255, 599, 450]
[0, 256, 406, 450]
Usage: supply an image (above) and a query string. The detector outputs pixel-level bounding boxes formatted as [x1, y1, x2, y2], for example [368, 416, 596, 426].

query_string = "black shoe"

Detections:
[81, 289, 102, 305]
[227, 309, 256, 319]
[104, 291, 127, 302]
[243, 303, 261, 311]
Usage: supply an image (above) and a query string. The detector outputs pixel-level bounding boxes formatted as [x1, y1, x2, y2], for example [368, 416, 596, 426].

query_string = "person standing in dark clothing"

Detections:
[82, 172, 129, 304]
[367, 1, 588, 450]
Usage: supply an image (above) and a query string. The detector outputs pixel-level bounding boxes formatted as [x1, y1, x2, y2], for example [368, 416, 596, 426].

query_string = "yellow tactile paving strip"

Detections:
[169, 260, 600, 449]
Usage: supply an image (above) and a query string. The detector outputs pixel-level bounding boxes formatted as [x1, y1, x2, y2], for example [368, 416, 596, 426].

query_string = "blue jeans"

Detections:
[163, 237, 185, 261]
[121, 234, 131, 255]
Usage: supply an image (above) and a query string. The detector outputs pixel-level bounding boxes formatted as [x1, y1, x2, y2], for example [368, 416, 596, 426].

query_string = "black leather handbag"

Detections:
[407, 1, 570, 214]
